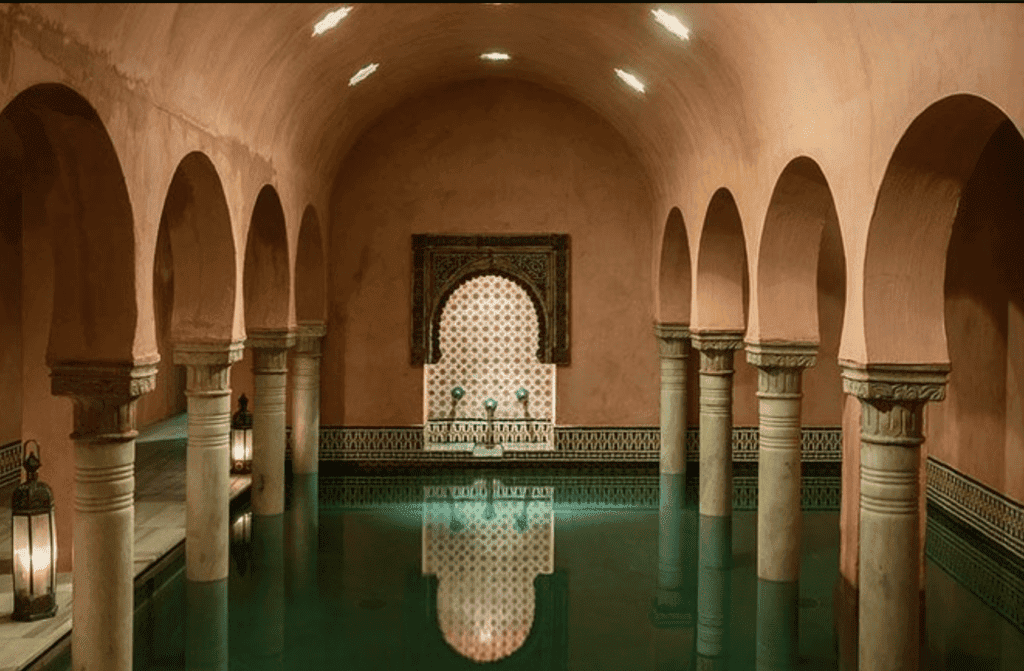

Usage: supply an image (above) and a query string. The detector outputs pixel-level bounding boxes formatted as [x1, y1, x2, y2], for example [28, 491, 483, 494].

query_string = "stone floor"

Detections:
[0, 413, 251, 671]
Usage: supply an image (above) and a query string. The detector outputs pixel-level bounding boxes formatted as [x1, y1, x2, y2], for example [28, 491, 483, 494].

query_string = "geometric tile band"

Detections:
[926, 457, 1024, 564]
[0, 439, 22, 490]
[291, 426, 843, 462]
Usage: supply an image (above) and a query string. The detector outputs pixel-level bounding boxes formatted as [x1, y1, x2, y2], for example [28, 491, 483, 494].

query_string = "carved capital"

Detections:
[839, 362, 949, 403]
[247, 328, 296, 352]
[745, 342, 817, 371]
[50, 360, 159, 441]
[655, 322, 690, 359]
[691, 331, 744, 374]
[173, 340, 245, 368]
[50, 360, 158, 401]
[294, 321, 327, 356]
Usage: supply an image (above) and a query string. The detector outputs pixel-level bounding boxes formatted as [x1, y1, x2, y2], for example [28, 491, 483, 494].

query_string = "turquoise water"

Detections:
[38, 468, 1024, 670]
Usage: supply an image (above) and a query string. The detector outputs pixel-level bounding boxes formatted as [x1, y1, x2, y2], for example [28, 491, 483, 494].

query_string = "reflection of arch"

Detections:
[754, 157, 844, 344]
[244, 185, 291, 331]
[3, 83, 139, 363]
[860, 94, 1013, 364]
[656, 207, 692, 325]
[432, 268, 547, 364]
[693, 188, 748, 332]
[295, 204, 326, 323]
[411, 234, 571, 366]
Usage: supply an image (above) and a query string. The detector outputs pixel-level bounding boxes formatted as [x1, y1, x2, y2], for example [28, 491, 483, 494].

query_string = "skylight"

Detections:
[651, 9, 690, 41]
[349, 63, 379, 86]
[480, 52, 511, 61]
[312, 6, 352, 36]
[614, 69, 645, 94]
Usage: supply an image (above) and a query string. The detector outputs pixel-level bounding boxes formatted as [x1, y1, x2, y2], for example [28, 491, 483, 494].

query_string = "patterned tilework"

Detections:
[926, 458, 1024, 563]
[310, 426, 843, 463]
[0, 440, 22, 490]
[425, 275, 556, 450]
[926, 503, 1024, 632]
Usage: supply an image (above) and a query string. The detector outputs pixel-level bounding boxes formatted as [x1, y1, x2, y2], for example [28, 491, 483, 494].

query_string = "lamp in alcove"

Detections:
[10, 439, 57, 621]
[231, 394, 253, 474]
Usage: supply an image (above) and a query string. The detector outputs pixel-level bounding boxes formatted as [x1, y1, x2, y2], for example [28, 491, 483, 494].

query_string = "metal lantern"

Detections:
[10, 439, 57, 621]
[231, 394, 254, 474]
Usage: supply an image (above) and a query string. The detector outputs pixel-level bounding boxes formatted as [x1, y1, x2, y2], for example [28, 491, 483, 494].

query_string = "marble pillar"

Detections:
[841, 363, 947, 671]
[691, 332, 744, 518]
[175, 341, 243, 582]
[746, 343, 816, 584]
[655, 323, 690, 477]
[291, 322, 326, 475]
[51, 360, 158, 671]
[249, 330, 295, 516]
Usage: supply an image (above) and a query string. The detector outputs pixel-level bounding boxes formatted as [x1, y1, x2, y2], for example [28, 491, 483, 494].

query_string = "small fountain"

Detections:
[446, 386, 464, 443]
[473, 398, 502, 457]
[515, 387, 535, 444]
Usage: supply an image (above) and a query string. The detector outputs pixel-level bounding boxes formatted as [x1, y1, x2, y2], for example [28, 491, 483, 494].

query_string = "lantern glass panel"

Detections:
[11, 514, 30, 599]
[30, 511, 55, 594]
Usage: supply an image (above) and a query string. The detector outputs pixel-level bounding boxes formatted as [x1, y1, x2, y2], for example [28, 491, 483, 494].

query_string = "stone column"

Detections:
[175, 341, 243, 582]
[746, 343, 816, 584]
[51, 360, 158, 671]
[655, 323, 690, 477]
[249, 329, 295, 516]
[691, 332, 745, 518]
[291, 322, 326, 475]
[841, 363, 947, 671]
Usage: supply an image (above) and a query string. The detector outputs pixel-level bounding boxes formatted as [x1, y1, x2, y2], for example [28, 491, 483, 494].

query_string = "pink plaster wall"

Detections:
[323, 79, 659, 427]
[0, 169, 21, 446]
[929, 121, 1024, 505]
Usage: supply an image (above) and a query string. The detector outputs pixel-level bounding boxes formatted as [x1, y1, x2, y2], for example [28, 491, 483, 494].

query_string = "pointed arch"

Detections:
[692, 188, 748, 332]
[243, 185, 291, 331]
[295, 204, 327, 323]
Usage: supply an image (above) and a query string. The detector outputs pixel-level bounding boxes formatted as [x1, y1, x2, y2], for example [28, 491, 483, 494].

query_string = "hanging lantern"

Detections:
[10, 439, 57, 621]
[231, 394, 254, 474]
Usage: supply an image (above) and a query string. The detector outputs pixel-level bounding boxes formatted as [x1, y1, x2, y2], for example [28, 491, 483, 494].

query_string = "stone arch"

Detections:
[656, 207, 692, 325]
[862, 94, 1012, 364]
[2, 83, 139, 364]
[754, 157, 844, 345]
[692, 188, 748, 332]
[163, 152, 237, 342]
[295, 204, 326, 323]
[243, 185, 291, 331]
[431, 268, 547, 364]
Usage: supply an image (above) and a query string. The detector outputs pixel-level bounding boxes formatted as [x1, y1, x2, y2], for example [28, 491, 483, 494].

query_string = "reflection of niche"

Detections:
[424, 275, 555, 451]
[421, 480, 555, 663]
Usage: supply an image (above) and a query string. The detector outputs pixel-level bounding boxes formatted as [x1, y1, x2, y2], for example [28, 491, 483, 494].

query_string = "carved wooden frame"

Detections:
[411, 234, 570, 365]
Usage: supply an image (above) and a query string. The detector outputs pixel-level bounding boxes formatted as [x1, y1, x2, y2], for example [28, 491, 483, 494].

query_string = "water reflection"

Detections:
[422, 478, 555, 663]
[240, 514, 285, 671]
[186, 579, 228, 671]
[649, 473, 698, 668]
[756, 579, 799, 671]
[697, 515, 732, 670]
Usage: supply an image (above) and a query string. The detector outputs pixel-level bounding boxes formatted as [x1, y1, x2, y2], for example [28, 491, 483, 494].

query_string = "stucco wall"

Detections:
[324, 79, 660, 427]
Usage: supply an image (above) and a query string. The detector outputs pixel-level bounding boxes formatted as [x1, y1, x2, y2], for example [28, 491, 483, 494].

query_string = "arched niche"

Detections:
[411, 234, 570, 365]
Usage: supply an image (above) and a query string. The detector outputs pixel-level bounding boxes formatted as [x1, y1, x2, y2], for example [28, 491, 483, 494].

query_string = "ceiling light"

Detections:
[480, 52, 511, 61]
[312, 6, 352, 36]
[614, 69, 645, 94]
[349, 63, 379, 86]
[651, 9, 690, 41]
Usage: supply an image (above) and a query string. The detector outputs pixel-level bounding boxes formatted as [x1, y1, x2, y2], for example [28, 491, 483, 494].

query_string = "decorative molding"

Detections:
[839, 361, 949, 402]
[295, 321, 327, 355]
[50, 360, 159, 400]
[172, 340, 245, 367]
[755, 366, 804, 399]
[745, 342, 817, 371]
[0, 440, 22, 490]
[654, 323, 689, 359]
[411, 234, 571, 365]
[691, 331, 745, 375]
[246, 328, 296, 351]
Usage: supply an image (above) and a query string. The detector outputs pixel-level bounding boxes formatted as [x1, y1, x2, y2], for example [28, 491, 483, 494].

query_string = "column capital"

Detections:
[173, 340, 245, 367]
[839, 361, 949, 403]
[295, 321, 327, 355]
[691, 331, 744, 375]
[745, 342, 817, 371]
[655, 322, 690, 359]
[50, 359, 158, 401]
[247, 328, 296, 351]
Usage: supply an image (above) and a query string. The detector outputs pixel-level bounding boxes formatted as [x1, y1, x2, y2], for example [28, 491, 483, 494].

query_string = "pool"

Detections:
[36, 467, 1024, 670]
